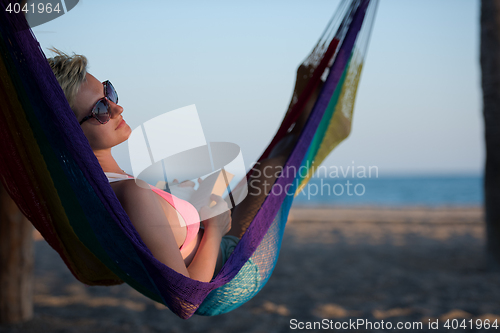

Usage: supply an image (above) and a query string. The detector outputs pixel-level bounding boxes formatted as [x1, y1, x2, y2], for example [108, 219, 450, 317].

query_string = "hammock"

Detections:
[0, 0, 378, 319]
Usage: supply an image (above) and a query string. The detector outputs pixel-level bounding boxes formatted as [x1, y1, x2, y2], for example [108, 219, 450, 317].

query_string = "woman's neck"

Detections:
[93, 149, 124, 174]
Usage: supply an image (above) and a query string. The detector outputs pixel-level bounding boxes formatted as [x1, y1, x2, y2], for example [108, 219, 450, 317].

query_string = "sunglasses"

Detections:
[79, 80, 118, 125]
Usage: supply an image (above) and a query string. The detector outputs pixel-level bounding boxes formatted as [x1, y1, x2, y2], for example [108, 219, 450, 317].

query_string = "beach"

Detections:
[1, 205, 498, 333]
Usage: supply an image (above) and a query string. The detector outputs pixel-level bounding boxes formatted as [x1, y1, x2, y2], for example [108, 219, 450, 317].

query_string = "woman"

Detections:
[47, 49, 318, 283]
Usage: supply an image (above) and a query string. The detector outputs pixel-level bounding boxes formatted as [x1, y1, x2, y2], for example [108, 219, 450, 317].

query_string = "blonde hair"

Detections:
[47, 48, 88, 110]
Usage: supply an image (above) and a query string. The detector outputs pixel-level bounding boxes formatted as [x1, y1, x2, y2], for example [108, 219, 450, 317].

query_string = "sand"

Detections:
[2, 206, 499, 333]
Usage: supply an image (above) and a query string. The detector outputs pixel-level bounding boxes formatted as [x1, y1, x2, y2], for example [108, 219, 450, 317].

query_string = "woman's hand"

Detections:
[170, 178, 197, 201]
[172, 177, 203, 188]
[199, 194, 232, 237]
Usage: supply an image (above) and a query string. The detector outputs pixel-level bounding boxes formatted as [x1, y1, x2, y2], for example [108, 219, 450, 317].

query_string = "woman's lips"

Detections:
[116, 118, 126, 130]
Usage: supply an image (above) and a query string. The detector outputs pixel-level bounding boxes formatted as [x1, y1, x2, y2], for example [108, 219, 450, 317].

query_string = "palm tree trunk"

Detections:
[481, 0, 500, 269]
[0, 184, 33, 323]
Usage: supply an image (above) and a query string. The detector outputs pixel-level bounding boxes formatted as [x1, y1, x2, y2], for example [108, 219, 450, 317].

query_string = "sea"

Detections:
[291, 174, 483, 207]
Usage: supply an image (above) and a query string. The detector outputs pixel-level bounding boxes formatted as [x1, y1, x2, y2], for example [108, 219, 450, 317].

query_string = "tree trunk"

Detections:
[481, 0, 500, 270]
[0, 183, 34, 323]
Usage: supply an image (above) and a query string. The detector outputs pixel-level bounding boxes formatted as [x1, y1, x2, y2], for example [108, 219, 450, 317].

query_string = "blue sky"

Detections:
[33, 0, 483, 176]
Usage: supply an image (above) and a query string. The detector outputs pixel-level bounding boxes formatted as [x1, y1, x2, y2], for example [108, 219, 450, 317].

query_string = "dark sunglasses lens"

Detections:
[93, 100, 110, 123]
[105, 81, 118, 104]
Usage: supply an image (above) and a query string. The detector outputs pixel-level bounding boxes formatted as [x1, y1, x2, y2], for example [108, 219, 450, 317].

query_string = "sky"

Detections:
[33, 0, 483, 177]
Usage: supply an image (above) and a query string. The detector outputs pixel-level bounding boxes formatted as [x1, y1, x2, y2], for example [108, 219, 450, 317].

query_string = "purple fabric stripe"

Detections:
[0, 6, 169, 301]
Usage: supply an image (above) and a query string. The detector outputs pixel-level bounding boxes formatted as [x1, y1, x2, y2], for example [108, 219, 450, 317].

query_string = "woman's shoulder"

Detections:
[110, 178, 155, 203]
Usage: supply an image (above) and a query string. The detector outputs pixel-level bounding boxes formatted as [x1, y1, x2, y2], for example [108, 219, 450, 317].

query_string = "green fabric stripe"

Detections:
[298, 51, 354, 187]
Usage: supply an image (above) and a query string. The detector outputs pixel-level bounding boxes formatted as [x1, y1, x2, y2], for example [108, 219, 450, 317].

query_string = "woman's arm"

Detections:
[187, 194, 231, 281]
[113, 180, 230, 282]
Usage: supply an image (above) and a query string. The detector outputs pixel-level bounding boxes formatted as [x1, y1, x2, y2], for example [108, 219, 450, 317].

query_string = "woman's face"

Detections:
[73, 73, 131, 151]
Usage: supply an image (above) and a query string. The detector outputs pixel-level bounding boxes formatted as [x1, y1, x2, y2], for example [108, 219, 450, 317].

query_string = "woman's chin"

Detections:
[119, 126, 132, 144]
[124, 124, 132, 138]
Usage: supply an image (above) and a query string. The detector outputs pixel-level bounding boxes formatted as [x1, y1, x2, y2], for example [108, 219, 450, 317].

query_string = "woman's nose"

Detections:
[108, 99, 123, 117]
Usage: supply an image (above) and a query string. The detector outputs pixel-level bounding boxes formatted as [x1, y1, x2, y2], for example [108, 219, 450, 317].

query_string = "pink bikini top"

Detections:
[105, 173, 200, 250]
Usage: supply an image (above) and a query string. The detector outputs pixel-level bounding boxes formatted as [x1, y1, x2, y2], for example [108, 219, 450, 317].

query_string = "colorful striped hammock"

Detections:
[0, 0, 377, 319]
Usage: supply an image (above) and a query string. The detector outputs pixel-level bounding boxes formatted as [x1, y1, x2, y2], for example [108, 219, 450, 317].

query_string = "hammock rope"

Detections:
[0, 0, 378, 319]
